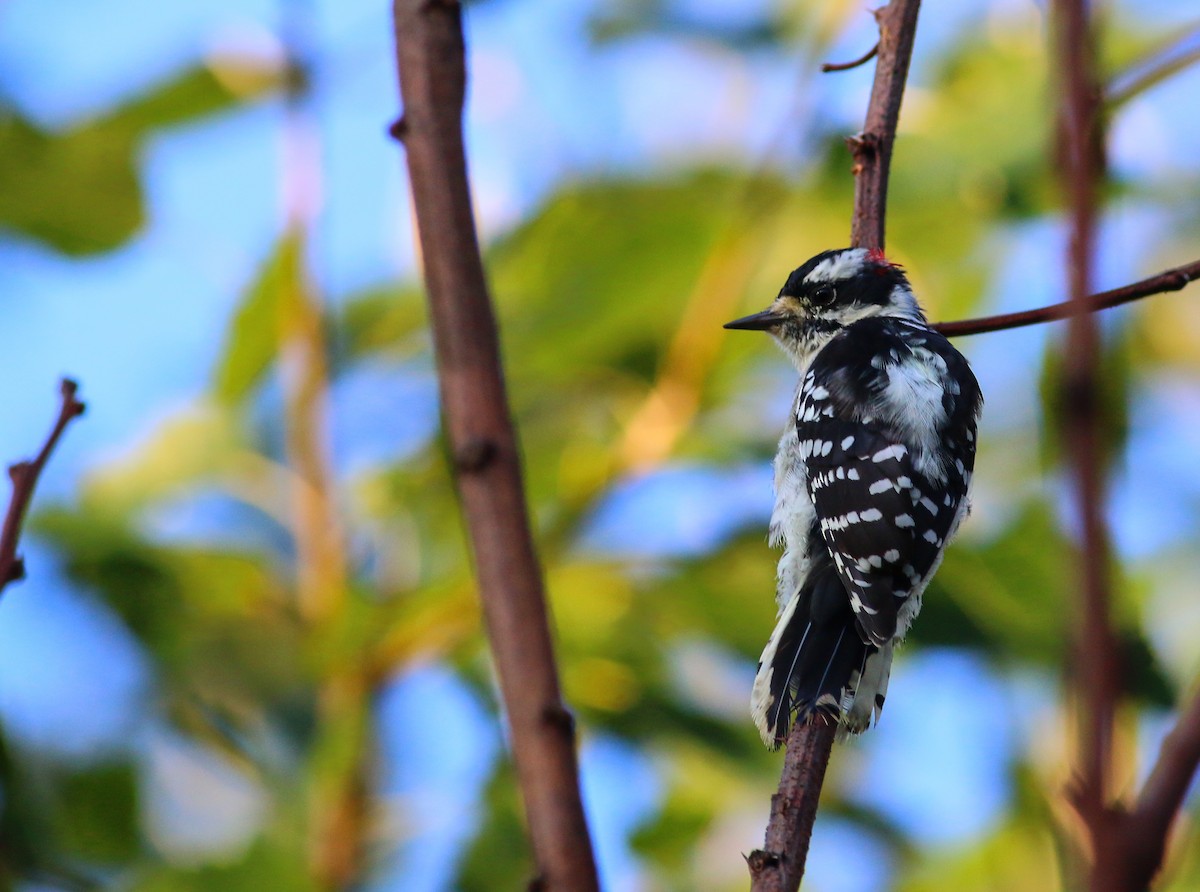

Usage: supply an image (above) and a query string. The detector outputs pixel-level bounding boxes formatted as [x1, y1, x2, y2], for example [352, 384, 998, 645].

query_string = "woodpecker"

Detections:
[725, 248, 982, 748]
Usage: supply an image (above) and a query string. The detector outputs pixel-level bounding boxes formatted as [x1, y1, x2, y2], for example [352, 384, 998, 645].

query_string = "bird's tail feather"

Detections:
[751, 555, 889, 748]
[841, 642, 893, 738]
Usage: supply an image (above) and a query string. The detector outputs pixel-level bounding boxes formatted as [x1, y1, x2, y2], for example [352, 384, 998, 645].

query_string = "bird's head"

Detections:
[724, 247, 924, 368]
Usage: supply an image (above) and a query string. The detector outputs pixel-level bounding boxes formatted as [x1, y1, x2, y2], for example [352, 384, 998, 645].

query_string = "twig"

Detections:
[0, 379, 86, 593]
[1124, 685, 1200, 888]
[933, 258, 1200, 337]
[821, 42, 879, 73]
[389, 3, 600, 892]
[1109, 45, 1200, 107]
[749, 4, 923, 891]
[1107, 19, 1200, 107]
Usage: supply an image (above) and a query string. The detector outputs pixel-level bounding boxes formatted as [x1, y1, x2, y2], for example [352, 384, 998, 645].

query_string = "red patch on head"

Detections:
[867, 247, 891, 275]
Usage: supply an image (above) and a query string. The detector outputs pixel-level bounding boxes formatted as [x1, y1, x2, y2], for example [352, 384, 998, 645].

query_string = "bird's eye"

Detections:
[811, 285, 837, 306]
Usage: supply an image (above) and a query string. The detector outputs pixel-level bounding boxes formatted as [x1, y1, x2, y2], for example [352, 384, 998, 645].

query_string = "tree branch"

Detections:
[1052, 3, 1129, 891]
[849, 0, 922, 251]
[389, 3, 600, 891]
[821, 43, 878, 73]
[1107, 20, 1200, 107]
[749, 4, 922, 891]
[1124, 685, 1200, 888]
[0, 379, 85, 593]
[933, 258, 1200, 338]
[936, 8, 1200, 885]
[747, 720, 836, 892]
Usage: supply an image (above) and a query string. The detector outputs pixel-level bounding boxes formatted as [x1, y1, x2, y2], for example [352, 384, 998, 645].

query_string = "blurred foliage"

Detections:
[215, 231, 307, 404]
[0, 57, 288, 254]
[589, 4, 789, 49]
[1037, 325, 1134, 471]
[2, 3, 1200, 892]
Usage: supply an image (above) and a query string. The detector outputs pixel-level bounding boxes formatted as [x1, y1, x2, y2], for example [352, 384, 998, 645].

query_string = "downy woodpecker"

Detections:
[725, 248, 982, 748]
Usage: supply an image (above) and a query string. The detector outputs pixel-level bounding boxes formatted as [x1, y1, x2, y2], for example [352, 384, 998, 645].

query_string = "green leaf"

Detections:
[920, 502, 1071, 665]
[589, 6, 787, 50]
[0, 111, 140, 254]
[58, 763, 140, 862]
[0, 737, 139, 878]
[130, 836, 317, 892]
[454, 759, 535, 892]
[921, 501, 1173, 706]
[103, 59, 291, 135]
[336, 284, 428, 365]
[1037, 326, 1133, 473]
[489, 170, 787, 385]
[0, 60, 285, 255]
[213, 232, 304, 403]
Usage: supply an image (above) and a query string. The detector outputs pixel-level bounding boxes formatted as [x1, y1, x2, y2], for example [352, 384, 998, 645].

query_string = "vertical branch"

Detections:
[1055, 4, 1200, 889]
[747, 719, 836, 892]
[1054, 3, 1122, 890]
[849, 0, 922, 251]
[390, 3, 600, 891]
[749, 3, 922, 891]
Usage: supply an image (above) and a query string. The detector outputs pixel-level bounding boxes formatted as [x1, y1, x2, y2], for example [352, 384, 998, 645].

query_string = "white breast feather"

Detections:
[770, 390, 817, 610]
[875, 348, 948, 480]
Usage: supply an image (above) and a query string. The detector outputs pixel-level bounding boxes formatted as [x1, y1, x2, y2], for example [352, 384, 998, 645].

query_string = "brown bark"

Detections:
[1125, 687, 1200, 888]
[934, 259, 1200, 338]
[390, 2, 600, 890]
[1053, 3, 1125, 890]
[746, 721, 836, 892]
[749, 3, 923, 890]
[848, 0, 923, 253]
[0, 379, 85, 593]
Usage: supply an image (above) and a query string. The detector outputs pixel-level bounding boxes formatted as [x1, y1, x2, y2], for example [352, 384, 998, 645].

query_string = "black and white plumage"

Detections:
[725, 248, 982, 748]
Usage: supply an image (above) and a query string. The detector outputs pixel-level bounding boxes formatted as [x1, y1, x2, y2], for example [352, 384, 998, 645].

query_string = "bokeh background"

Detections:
[2, 0, 1200, 889]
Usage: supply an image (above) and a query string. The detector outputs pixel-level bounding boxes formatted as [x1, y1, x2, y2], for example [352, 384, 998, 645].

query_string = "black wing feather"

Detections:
[795, 318, 981, 646]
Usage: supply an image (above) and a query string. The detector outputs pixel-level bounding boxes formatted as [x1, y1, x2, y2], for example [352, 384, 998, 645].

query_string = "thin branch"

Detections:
[0, 379, 86, 592]
[749, 4, 922, 891]
[747, 721, 836, 892]
[1107, 19, 1200, 107]
[1109, 45, 1200, 107]
[390, 3, 600, 892]
[849, 0, 922, 251]
[1124, 685, 1200, 888]
[821, 42, 878, 73]
[933, 258, 1200, 337]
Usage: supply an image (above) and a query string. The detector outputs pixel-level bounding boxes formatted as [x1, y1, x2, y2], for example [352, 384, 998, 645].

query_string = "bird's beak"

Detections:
[724, 309, 787, 331]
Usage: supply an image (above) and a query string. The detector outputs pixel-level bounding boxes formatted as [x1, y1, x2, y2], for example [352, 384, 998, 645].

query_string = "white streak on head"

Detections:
[804, 248, 870, 284]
